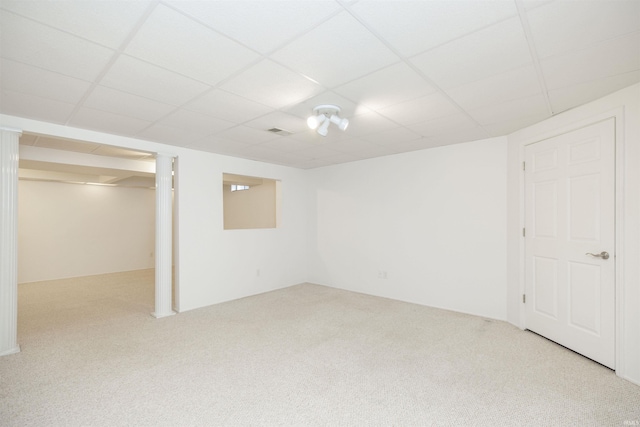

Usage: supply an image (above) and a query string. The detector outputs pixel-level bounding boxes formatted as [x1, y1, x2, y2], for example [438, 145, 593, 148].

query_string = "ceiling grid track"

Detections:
[514, 0, 555, 116]
[63, 1, 163, 127]
[338, 0, 499, 139]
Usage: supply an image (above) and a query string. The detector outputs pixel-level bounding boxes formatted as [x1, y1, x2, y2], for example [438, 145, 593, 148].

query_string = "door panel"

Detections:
[525, 119, 615, 369]
[533, 256, 558, 319]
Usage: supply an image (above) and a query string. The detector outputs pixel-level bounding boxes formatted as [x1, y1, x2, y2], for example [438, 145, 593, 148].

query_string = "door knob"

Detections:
[586, 251, 610, 260]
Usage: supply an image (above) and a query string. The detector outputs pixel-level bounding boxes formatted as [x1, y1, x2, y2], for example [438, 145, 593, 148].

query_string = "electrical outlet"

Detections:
[378, 271, 388, 279]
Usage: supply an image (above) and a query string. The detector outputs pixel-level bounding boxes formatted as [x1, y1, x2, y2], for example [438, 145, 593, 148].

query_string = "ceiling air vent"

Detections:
[266, 128, 293, 136]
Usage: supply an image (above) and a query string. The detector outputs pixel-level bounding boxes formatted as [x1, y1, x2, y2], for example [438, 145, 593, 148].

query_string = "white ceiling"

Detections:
[1, 0, 639, 169]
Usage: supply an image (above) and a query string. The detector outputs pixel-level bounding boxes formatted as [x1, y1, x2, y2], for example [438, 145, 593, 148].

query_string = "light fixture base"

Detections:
[312, 104, 341, 116]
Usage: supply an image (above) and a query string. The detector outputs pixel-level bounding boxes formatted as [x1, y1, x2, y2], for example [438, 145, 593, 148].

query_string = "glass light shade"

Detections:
[307, 114, 325, 130]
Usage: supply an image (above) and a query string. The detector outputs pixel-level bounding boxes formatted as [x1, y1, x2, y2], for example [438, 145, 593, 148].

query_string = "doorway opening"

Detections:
[17, 133, 175, 329]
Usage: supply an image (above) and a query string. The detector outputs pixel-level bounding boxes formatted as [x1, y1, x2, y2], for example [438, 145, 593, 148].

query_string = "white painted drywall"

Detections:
[507, 83, 640, 386]
[173, 149, 310, 311]
[18, 180, 155, 283]
[307, 137, 508, 320]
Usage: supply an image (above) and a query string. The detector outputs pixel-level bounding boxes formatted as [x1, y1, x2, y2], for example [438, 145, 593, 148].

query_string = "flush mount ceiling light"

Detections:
[307, 104, 349, 137]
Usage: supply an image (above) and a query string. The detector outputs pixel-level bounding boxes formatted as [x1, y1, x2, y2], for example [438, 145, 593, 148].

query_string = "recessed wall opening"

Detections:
[223, 173, 281, 230]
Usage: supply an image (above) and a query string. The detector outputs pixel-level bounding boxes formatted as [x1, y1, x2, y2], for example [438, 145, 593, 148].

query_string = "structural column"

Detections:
[0, 128, 21, 356]
[152, 152, 175, 318]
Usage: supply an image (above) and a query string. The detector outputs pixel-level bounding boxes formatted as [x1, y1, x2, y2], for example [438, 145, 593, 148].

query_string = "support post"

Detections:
[152, 153, 175, 318]
[0, 127, 21, 356]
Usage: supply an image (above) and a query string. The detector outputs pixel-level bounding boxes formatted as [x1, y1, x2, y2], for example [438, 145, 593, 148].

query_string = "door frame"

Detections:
[516, 108, 625, 375]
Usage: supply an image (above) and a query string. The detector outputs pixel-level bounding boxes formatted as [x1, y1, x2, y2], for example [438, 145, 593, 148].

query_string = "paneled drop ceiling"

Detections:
[1, 0, 639, 169]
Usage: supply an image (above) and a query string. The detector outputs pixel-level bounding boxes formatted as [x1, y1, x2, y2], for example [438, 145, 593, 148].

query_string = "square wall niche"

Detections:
[222, 173, 281, 230]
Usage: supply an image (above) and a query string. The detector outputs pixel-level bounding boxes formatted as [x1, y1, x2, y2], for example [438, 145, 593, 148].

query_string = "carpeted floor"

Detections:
[1, 269, 639, 426]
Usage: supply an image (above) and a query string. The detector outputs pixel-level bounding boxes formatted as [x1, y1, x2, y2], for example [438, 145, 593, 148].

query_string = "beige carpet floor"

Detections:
[1, 269, 639, 426]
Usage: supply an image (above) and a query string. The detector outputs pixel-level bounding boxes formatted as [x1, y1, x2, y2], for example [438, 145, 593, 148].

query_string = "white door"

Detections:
[524, 119, 615, 369]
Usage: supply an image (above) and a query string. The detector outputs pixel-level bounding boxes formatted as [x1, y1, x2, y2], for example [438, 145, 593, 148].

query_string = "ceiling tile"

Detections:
[68, 107, 152, 135]
[294, 153, 359, 169]
[384, 128, 489, 154]
[159, 109, 236, 136]
[271, 12, 398, 87]
[468, 94, 550, 125]
[411, 17, 533, 89]
[483, 114, 549, 136]
[288, 129, 347, 145]
[340, 111, 399, 137]
[520, 0, 555, 11]
[296, 144, 344, 160]
[1, 0, 153, 49]
[378, 92, 461, 126]
[83, 85, 177, 122]
[425, 127, 492, 147]
[0, 58, 92, 104]
[136, 123, 207, 146]
[321, 138, 386, 154]
[259, 136, 319, 153]
[0, 89, 75, 124]
[125, 4, 260, 86]
[360, 127, 421, 146]
[383, 137, 443, 154]
[237, 145, 311, 165]
[444, 64, 542, 111]
[244, 112, 309, 134]
[220, 60, 324, 109]
[548, 70, 640, 114]
[183, 90, 274, 123]
[527, 0, 640, 59]
[100, 55, 211, 106]
[187, 136, 254, 155]
[427, 126, 491, 146]
[284, 91, 362, 120]
[0, 11, 115, 81]
[407, 113, 481, 138]
[541, 32, 640, 91]
[333, 62, 437, 110]
[213, 125, 280, 145]
[351, 0, 517, 56]
[165, 0, 341, 54]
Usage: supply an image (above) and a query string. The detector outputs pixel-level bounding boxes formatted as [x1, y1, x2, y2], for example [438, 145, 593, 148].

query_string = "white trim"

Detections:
[614, 108, 626, 377]
[0, 345, 20, 357]
[0, 129, 21, 357]
[173, 156, 181, 313]
[515, 107, 626, 378]
[0, 126, 22, 134]
[152, 153, 176, 319]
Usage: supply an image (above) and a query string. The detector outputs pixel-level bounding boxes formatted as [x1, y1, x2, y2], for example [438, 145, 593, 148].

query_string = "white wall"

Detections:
[18, 180, 155, 283]
[175, 149, 310, 311]
[507, 83, 640, 385]
[307, 137, 508, 320]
